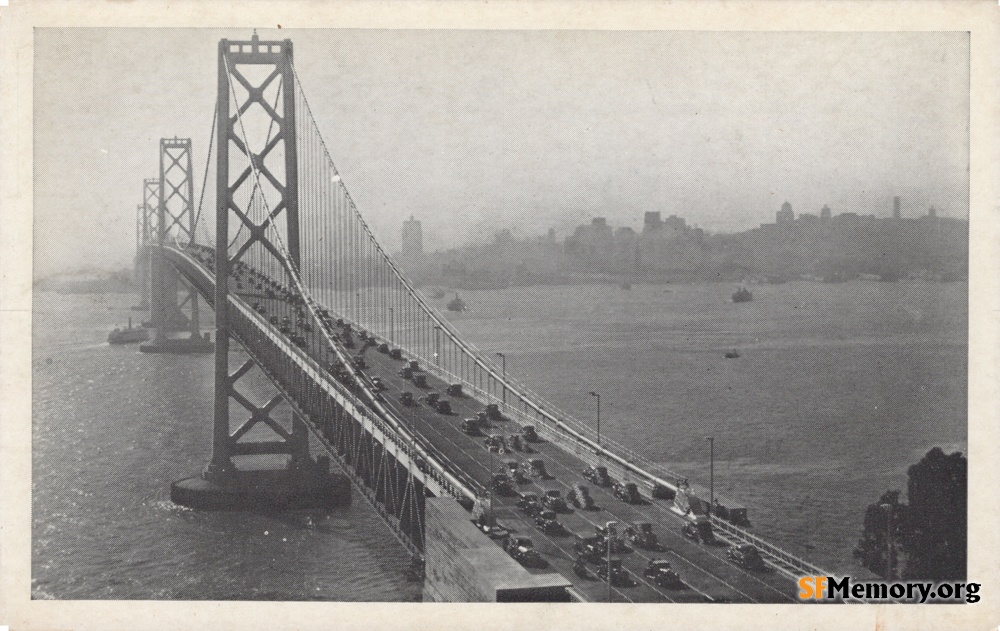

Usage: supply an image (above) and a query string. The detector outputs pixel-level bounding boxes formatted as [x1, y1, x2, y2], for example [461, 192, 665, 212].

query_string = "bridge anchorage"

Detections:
[138, 33, 843, 602]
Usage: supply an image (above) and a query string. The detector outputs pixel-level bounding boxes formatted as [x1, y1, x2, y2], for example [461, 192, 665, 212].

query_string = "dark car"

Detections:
[413, 374, 428, 388]
[625, 522, 664, 551]
[727, 544, 767, 571]
[460, 418, 482, 436]
[399, 391, 415, 406]
[613, 481, 645, 505]
[520, 425, 539, 442]
[681, 520, 716, 545]
[583, 465, 611, 487]
[389, 348, 403, 360]
[435, 399, 452, 415]
[596, 558, 635, 587]
[643, 559, 685, 589]
[370, 376, 387, 391]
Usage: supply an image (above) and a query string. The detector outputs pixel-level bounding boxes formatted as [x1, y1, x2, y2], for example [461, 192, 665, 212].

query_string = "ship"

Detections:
[447, 294, 466, 312]
[724, 349, 740, 359]
[731, 286, 753, 303]
[108, 318, 150, 344]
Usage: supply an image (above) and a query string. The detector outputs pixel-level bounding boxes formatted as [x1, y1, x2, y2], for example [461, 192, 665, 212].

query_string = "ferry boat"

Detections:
[731, 286, 753, 303]
[108, 318, 150, 344]
[447, 294, 466, 312]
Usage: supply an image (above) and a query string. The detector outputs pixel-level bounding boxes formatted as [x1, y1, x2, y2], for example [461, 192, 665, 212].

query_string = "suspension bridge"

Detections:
[126, 34, 836, 603]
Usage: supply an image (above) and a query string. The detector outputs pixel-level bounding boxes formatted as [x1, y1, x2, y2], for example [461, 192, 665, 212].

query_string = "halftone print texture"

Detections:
[32, 29, 967, 603]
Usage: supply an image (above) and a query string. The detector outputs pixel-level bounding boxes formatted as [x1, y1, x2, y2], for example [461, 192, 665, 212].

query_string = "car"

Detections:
[435, 399, 452, 414]
[626, 522, 664, 551]
[399, 391, 415, 406]
[491, 474, 516, 496]
[459, 418, 482, 436]
[446, 383, 463, 396]
[651, 483, 676, 500]
[520, 425, 539, 442]
[413, 374, 428, 388]
[573, 535, 606, 563]
[484, 403, 502, 422]
[389, 348, 403, 359]
[727, 544, 767, 571]
[534, 512, 568, 536]
[377, 342, 390, 353]
[409, 360, 420, 371]
[596, 558, 635, 587]
[425, 392, 440, 406]
[484, 435, 507, 452]
[567, 484, 597, 510]
[541, 489, 571, 513]
[643, 559, 685, 589]
[681, 520, 716, 545]
[583, 465, 611, 487]
[516, 493, 540, 513]
[352, 356, 366, 369]
[613, 481, 645, 505]
[370, 376, 387, 391]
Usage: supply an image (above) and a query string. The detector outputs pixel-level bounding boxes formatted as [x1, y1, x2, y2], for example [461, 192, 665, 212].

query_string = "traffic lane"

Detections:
[517, 433, 797, 603]
[359, 346, 772, 602]
[251, 307, 793, 603]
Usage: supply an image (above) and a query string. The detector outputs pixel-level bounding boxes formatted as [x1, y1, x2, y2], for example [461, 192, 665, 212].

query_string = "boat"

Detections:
[447, 294, 466, 312]
[731, 286, 753, 303]
[108, 317, 150, 344]
[724, 350, 740, 359]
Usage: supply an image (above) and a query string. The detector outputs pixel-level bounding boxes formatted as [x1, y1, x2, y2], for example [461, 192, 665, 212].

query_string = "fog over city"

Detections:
[33, 29, 969, 278]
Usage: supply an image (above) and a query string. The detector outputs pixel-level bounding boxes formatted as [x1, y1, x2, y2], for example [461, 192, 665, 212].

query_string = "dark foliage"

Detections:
[854, 448, 966, 580]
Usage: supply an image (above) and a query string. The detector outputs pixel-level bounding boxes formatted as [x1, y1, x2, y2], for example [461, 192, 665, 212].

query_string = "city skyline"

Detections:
[34, 30, 969, 278]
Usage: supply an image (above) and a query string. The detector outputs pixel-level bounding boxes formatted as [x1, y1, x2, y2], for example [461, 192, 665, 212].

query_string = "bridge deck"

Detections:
[355, 338, 800, 604]
[176, 247, 801, 603]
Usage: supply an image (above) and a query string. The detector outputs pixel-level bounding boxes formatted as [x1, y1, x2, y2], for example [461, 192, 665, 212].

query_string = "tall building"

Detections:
[401, 215, 423, 256]
[820, 205, 832, 220]
[776, 201, 794, 225]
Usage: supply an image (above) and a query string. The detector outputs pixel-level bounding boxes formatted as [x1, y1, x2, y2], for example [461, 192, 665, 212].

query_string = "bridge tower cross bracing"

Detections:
[131, 178, 159, 311]
[205, 33, 309, 479]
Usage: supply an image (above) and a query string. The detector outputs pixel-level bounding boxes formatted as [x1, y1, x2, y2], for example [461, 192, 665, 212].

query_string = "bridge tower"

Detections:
[172, 33, 344, 510]
[130, 178, 158, 312]
[140, 139, 213, 353]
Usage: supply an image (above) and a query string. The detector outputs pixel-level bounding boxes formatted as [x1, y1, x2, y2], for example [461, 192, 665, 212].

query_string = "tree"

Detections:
[903, 447, 967, 581]
[853, 448, 966, 581]
[853, 490, 905, 579]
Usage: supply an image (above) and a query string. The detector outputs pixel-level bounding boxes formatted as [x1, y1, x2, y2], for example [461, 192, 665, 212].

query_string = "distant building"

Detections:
[776, 201, 794, 225]
[820, 205, 832, 220]
[401, 215, 423, 257]
[893, 196, 901, 219]
[643, 211, 662, 233]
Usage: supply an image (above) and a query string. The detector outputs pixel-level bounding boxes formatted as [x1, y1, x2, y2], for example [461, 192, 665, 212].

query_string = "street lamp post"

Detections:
[706, 436, 714, 518]
[389, 307, 394, 344]
[496, 352, 506, 407]
[589, 391, 601, 448]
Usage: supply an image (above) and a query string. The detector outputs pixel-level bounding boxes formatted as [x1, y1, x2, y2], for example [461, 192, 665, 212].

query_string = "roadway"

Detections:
[204, 248, 801, 603]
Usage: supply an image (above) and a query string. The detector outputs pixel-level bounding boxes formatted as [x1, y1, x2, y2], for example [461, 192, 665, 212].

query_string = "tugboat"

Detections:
[724, 349, 740, 359]
[732, 286, 753, 303]
[447, 293, 466, 312]
[108, 317, 150, 344]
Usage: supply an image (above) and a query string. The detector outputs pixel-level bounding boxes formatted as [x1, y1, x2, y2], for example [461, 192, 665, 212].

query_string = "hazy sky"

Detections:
[33, 28, 969, 277]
